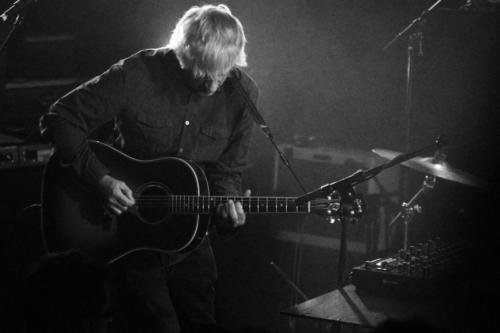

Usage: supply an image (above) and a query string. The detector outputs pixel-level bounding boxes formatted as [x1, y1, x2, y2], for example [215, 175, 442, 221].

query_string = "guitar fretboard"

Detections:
[139, 195, 310, 214]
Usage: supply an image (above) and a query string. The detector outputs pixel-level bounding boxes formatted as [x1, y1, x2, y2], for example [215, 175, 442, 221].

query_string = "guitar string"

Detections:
[135, 198, 308, 205]
[134, 197, 305, 202]
[135, 196, 301, 198]
[133, 197, 306, 208]
[134, 197, 330, 212]
[133, 196, 332, 211]
[135, 196, 334, 201]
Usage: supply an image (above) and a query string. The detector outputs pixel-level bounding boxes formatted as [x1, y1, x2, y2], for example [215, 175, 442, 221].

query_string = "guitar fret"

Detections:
[163, 195, 312, 215]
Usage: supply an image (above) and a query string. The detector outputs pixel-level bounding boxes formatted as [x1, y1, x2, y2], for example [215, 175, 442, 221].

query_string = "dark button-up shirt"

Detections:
[40, 48, 258, 196]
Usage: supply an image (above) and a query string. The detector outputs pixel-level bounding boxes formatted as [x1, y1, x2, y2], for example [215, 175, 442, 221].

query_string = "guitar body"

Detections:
[41, 141, 210, 263]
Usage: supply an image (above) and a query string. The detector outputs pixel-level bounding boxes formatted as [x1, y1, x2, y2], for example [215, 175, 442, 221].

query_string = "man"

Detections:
[40, 4, 258, 332]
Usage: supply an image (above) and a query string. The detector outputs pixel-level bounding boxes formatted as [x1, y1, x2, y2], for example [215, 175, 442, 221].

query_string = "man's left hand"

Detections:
[217, 189, 251, 228]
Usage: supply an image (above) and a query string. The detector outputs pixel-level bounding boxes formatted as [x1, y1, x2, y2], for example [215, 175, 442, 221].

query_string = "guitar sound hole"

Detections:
[137, 184, 169, 224]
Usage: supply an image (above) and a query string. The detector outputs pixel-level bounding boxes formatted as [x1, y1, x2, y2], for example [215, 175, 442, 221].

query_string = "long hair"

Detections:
[167, 4, 247, 78]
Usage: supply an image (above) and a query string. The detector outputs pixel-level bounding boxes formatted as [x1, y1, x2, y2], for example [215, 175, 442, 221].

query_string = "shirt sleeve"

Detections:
[206, 73, 259, 196]
[39, 60, 127, 187]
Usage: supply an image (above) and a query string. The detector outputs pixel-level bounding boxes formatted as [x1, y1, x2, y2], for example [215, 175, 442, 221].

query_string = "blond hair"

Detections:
[167, 4, 247, 78]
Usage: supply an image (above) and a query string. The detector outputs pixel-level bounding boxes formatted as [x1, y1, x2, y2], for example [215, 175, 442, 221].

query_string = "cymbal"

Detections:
[372, 148, 489, 188]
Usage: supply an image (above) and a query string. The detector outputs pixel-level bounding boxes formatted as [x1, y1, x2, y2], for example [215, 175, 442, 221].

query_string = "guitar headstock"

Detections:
[310, 187, 365, 224]
[309, 195, 341, 216]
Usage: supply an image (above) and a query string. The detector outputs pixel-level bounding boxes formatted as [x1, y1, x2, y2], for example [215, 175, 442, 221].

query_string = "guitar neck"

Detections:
[142, 195, 310, 214]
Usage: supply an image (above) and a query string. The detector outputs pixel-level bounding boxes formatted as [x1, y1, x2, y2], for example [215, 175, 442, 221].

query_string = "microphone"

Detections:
[1, 0, 37, 23]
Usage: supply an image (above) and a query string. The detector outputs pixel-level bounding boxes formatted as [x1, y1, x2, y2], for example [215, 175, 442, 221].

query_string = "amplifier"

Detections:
[0, 145, 19, 169]
[272, 144, 400, 195]
[271, 144, 401, 255]
[0, 143, 53, 169]
[19, 144, 53, 166]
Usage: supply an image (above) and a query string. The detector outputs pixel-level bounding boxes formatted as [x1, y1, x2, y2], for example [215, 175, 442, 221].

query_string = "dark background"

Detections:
[1, 1, 499, 332]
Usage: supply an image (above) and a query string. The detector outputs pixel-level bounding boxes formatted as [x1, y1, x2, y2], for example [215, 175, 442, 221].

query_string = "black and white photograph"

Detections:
[0, 1, 498, 332]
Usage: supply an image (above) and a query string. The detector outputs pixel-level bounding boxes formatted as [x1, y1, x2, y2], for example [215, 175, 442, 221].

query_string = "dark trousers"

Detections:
[110, 237, 217, 333]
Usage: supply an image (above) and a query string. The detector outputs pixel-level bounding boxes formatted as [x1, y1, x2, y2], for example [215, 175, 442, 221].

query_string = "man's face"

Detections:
[186, 70, 230, 96]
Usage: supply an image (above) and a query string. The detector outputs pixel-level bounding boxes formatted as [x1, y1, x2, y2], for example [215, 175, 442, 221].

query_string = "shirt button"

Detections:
[184, 120, 190, 126]
[179, 148, 184, 153]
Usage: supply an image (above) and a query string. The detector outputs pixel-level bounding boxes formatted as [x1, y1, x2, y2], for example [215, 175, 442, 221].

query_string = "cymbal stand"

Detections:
[389, 175, 436, 249]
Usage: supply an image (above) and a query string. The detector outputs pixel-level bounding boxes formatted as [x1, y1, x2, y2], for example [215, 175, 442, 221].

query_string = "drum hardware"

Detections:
[372, 147, 489, 249]
[389, 175, 435, 250]
[371, 148, 489, 188]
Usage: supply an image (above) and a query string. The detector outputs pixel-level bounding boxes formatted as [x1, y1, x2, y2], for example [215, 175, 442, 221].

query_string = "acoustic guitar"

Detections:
[41, 141, 363, 263]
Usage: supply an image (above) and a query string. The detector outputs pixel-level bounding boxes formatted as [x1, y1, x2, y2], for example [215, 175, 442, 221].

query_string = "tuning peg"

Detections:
[354, 198, 364, 214]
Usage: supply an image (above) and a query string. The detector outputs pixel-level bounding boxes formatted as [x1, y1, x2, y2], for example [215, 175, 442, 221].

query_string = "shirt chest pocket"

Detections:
[137, 110, 171, 128]
[135, 110, 177, 151]
[194, 126, 231, 161]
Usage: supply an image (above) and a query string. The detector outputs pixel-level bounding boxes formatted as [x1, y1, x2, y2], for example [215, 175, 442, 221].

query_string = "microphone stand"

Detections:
[0, 0, 36, 56]
[295, 136, 443, 206]
[383, 0, 443, 51]
[0, 12, 23, 56]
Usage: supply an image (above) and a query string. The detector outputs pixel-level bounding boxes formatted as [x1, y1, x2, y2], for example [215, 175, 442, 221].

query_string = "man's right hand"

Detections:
[98, 174, 136, 215]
